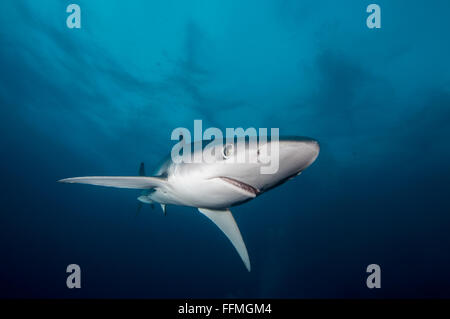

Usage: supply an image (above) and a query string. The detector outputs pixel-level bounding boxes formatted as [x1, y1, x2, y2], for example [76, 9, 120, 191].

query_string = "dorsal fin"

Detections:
[198, 208, 250, 272]
[139, 162, 145, 176]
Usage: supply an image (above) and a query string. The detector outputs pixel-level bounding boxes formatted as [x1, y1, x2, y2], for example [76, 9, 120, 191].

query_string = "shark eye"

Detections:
[222, 143, 234, 159]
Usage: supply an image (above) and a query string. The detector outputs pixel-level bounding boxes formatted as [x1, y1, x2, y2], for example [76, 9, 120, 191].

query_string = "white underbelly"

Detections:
[151, 176, 253, 209]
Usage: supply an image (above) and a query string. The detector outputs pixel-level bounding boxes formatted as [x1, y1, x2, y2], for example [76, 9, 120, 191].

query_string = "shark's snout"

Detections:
[303, 138, 320, 164]
[298, 139, 320, 170]
[278, 137, 320, 174]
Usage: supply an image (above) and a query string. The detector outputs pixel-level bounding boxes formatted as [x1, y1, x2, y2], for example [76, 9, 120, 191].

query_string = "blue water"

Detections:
[1, 0, 450, 298]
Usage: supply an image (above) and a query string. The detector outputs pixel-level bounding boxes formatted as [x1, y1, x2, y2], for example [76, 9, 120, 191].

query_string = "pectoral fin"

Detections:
[198, 208, 250, 272]
[58, 176, 166, 189]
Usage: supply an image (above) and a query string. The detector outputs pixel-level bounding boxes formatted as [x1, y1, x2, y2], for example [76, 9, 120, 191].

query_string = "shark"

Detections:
[58, 137, 319, 271]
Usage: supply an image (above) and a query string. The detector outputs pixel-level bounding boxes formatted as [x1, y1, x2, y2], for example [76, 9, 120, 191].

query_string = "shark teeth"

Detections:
[217, 176, 260, 197]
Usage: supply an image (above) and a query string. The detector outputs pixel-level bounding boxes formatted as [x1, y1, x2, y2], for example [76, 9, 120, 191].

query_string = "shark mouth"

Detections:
[218, 176, 260, 197]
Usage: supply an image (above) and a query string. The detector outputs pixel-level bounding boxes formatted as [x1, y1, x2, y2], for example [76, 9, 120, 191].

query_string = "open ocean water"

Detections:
[0, 0, 450, 298]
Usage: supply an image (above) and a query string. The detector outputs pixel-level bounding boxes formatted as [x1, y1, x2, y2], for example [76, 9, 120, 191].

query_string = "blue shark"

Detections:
[59, 137, 319, 271]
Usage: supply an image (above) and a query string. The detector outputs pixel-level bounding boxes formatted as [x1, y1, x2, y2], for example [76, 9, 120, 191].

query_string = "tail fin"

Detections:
[58, 176, 166, 189]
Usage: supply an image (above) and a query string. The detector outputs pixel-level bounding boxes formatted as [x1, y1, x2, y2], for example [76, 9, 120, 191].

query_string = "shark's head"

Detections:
[173, 136, 320, 198]
[221, 136, 320, 193]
